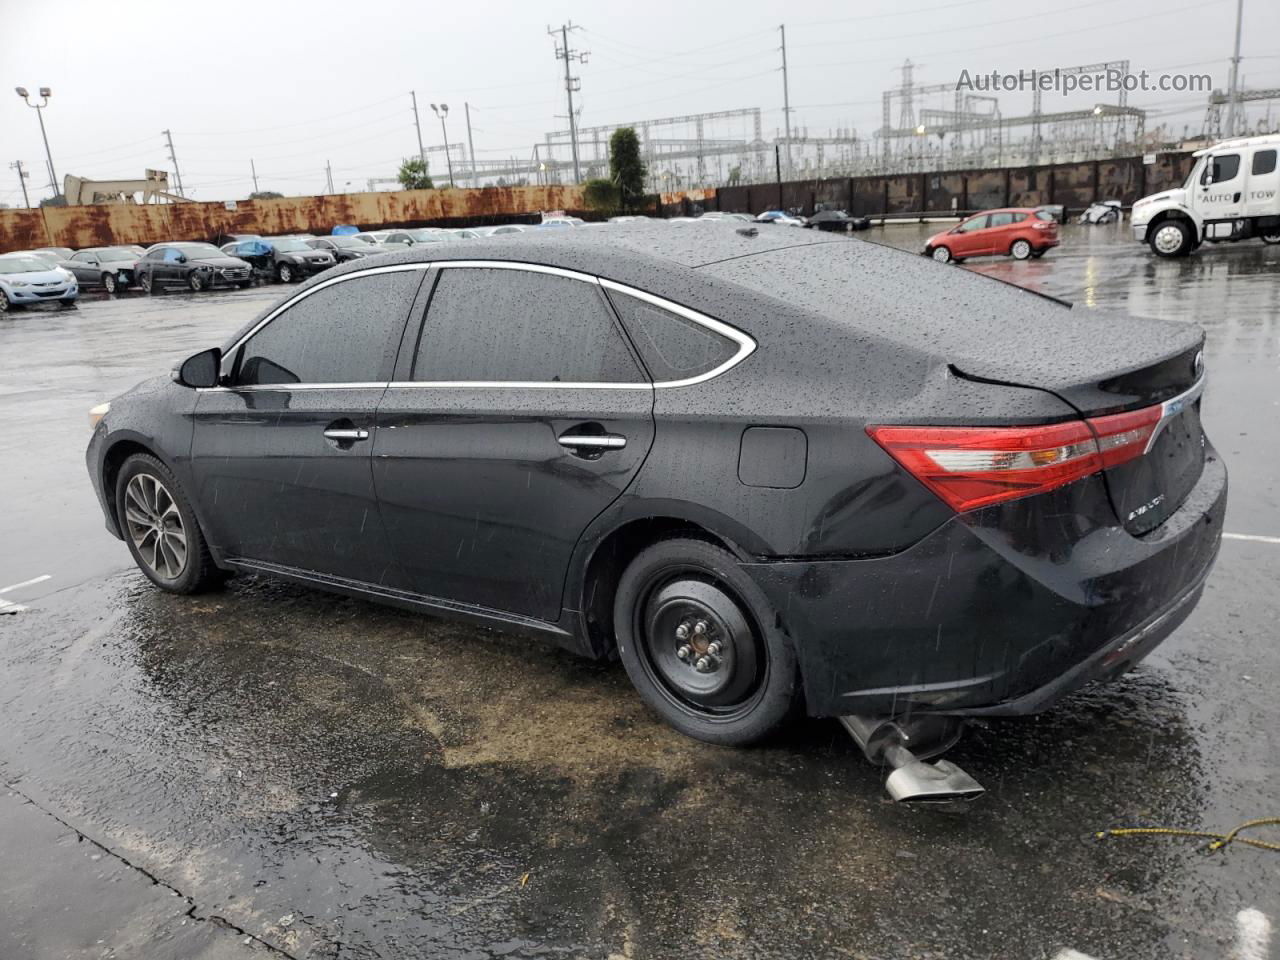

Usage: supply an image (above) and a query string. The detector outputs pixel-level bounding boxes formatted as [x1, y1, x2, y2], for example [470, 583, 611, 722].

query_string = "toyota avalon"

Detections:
[85, 225, 1224, 792]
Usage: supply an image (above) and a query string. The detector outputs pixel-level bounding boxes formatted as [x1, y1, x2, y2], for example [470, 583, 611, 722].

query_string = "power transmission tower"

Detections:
[780, 24, 793, 179]
[9, 160, 30, 208]
[162, 129, 184, 197]
[250, 158, 259, 194]
[548, 21, 589, 184]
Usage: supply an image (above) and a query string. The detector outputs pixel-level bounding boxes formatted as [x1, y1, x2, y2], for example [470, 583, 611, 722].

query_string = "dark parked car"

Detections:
[60, 246, 141, 294]
[84, 227, 1224, 797]
[306, 235, 386, 262]
[805, 209, 871, 232]
[260, 237, 336, 282]
[133, 243, 252, 292]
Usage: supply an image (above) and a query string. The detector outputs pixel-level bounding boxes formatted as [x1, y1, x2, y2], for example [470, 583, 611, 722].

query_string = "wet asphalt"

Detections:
[0, 225, 1277, 959]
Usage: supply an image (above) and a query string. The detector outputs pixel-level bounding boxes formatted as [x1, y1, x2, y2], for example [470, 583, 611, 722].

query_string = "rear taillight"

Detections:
[868, 405, 1161, 512]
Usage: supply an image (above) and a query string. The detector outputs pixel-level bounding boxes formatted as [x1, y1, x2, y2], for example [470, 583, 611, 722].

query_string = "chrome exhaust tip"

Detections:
[839, 715, 986, 807]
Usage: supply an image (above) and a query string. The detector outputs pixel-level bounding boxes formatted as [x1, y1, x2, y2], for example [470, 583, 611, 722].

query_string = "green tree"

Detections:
[39, 194, 67, 207]
[249, 190, 283, 200]
[583, 178, 620, 215]
[727, 164, 742, 186]
[397, 156, 434, 191]
[608, 127, 646, 210]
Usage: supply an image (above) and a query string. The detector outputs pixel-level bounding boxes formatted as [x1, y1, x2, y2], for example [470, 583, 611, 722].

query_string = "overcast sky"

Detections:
[3, 0, 1277, 204]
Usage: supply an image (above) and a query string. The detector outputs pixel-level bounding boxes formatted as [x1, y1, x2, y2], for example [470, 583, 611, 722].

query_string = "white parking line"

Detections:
[0, 574, 51, 594]
[1224, 533, 1280, 545]
[1052, 950, 1098, 960]
[1235, 908, 1272, 960]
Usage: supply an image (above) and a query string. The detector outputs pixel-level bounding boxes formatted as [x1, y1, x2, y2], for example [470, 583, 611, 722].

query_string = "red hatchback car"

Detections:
[924, 208, 1059, 263]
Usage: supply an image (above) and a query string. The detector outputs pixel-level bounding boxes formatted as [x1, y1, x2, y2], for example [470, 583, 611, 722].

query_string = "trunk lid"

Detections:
[954, 342, 1206, 535]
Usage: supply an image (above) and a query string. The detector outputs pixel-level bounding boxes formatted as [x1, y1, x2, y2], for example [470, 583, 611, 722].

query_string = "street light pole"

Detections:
[431, 103, 455, 188]
[15, 87, 59, 198]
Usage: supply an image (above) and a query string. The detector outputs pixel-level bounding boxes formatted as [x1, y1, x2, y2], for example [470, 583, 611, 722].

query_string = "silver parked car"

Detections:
[60, 247, 140, 294]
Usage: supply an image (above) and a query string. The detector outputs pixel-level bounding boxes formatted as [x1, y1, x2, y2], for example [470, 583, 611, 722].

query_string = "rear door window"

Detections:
[235, 270, 421, 386]
[1252, 149, 1277, 176]
[988, 212, 1016, 227]
[606, 290, 739, 383]
[413, 267, 642, 384]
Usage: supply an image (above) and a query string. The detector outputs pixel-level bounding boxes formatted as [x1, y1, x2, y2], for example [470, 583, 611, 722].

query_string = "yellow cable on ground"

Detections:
[1095, 817, 1280, 853]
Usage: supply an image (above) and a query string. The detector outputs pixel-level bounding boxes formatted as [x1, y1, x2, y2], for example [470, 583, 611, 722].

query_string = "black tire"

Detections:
[1031, 249, 1046, 258]
[58, 298, 77, 309]
[101, 272, 117, 294]
[1262, 233, 1280, 245]
[138, 270, 153, 293]
[930, 245, 953, 264]
[276, 262, 294, 283]
[0, 291, 12, 313]
[188, 271, 206, 292]
[613, 538, 800, 746]
[1010, 238, 1032, 260]
[115, 453, 222, 594]
[1149, 219, 1193, 258]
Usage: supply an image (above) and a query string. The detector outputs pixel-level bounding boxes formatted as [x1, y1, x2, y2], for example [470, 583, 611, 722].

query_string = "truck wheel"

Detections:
[1010, 238, 1032, 260]
[1150, 220, 1193, 257]
[1262, 233, 1280, 245]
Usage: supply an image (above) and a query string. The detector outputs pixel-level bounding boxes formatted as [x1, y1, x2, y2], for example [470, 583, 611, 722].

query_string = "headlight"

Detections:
[88, 402, 110, 429]
[289, 255, 305, 263]
[57, 268, 73, 280]
[8, 281, 29, 288]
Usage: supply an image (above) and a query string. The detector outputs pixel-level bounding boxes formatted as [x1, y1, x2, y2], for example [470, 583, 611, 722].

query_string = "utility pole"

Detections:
[1225, 0, 1245, 137]
[780, 24, 793, 180]
[410, 91, 427, 178]
[162, 129, 184, 197]
[464, 102, 477, 188]
[250, 158, 259, 194]
[325, 160, 334, 194]
[549, 22, 589, 184]
[9, 160, 30, 208]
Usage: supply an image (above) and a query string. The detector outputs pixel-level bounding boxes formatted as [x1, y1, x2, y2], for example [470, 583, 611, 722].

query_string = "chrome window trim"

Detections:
[208, 258, 756, 393]
[597, 277, 756, 389]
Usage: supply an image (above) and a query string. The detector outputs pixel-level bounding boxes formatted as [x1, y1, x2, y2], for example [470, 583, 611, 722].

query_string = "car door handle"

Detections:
[323, 427, 369, 441]
[558, 433, 626, 450]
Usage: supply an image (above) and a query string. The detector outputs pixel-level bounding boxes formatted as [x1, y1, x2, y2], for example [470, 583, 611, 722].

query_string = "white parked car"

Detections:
[1132, 133, 1280, 257]
[0, 254, 79, 312]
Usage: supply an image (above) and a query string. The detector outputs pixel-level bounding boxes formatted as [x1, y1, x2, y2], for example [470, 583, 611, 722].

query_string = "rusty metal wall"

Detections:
[0, 185, 591, 254]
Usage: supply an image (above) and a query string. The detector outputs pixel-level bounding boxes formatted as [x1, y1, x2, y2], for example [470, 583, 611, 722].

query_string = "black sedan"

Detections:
[84, 227, 1224, 792]
[60, 246, 141, 293]
[134, 243, 253, 292]
[260, 236, 336, 283]
[805, 209, 871, 232]
[306, 235, 387, 263]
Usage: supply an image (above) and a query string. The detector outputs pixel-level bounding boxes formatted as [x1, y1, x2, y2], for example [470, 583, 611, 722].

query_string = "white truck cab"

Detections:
[1131, 133, 1280, 257]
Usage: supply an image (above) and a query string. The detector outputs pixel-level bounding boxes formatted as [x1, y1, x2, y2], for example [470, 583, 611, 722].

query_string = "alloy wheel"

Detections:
[189, 272, 205, 292]
[139, 272, 152, 293]
[123, 473, 188, 581]
[931, 246, 952, 263]
[1011, 239, 1031, 260]
[102, 273, 117, 294]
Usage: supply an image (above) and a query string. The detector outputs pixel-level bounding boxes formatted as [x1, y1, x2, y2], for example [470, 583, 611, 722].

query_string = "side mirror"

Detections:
[172, 347, 222, 388]
[175, 253, 188, 263]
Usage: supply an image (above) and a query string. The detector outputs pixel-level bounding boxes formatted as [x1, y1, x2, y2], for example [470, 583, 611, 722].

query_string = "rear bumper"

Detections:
[742, 450, 1226, 718]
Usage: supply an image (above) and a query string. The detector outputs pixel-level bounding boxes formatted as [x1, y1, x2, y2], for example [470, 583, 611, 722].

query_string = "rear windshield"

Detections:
[1034, 210, 1057, 221]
